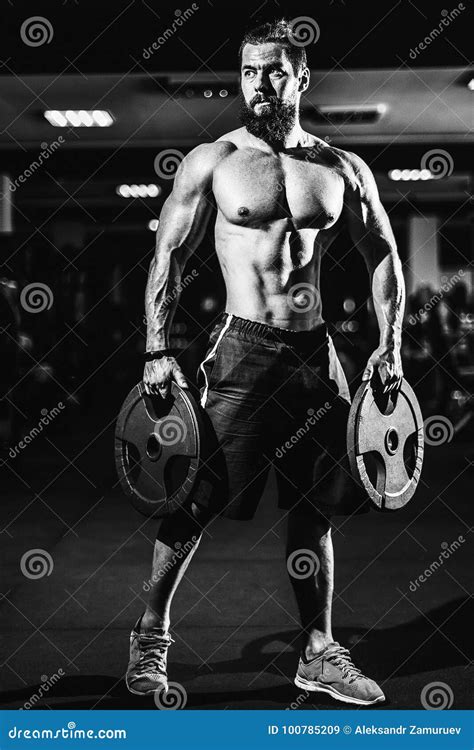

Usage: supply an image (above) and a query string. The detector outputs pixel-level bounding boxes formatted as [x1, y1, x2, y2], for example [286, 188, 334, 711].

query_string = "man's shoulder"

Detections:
[183, 140, 236, 171]
[181, 130, 251, 178]
[319, 143, 374, 188]
[175, 140, 236, 190]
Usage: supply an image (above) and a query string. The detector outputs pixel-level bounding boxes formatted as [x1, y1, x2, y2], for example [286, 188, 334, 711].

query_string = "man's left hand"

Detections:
[362, 344, 403, 393]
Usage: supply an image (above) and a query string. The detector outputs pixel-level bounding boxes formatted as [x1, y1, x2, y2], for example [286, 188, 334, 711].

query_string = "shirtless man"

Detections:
[125, 19, 405, 706]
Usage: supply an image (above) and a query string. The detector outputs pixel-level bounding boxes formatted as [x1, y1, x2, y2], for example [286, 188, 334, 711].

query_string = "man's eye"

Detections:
[271, 70, 284, 77]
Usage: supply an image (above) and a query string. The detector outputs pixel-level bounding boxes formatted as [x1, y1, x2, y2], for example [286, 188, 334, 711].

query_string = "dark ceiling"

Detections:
[1, 0, 471, 76]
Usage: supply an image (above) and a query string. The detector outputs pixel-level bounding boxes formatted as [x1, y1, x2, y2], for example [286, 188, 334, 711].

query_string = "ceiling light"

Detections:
[78, 109, 93, 127]
[116, 184, 161, 198]
[388, 169, 434, 182]
[92, 110, 113, 127]
[44, 109, 114, 127]
[43, 110, 68, 127]
[65, 109, 82, 127]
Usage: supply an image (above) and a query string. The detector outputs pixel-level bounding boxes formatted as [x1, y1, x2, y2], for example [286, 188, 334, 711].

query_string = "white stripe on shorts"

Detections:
[199, 313, 234, 408]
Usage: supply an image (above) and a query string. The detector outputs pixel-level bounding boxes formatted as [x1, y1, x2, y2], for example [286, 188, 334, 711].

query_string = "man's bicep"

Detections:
[344, 154, 397, 269]
[156, 187, 213, 262]
[155, 147, 215, 262]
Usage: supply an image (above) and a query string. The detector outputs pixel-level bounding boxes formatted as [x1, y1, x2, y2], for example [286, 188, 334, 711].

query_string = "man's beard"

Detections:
[239, 94, 298, 147]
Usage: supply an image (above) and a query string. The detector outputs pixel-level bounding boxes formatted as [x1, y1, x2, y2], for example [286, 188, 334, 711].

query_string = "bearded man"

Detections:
[126, 18, 404, 706]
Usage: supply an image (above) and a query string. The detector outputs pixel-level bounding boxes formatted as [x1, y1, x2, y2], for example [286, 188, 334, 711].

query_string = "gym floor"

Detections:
[0, 412, 472, 710]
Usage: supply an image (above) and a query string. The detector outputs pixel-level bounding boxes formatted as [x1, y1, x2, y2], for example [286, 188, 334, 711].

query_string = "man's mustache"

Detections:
[249, 95, 278, 107]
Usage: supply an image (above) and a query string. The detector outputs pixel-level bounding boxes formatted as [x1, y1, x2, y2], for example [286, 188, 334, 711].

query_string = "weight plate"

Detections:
[115, 382, 205, 518]
[347, 378, 424, 511]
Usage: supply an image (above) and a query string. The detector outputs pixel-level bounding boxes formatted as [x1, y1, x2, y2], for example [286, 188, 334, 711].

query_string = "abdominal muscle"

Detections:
[214, 215, 324, 331]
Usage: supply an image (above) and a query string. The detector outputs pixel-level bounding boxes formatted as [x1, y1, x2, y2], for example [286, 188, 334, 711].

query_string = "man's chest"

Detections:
[213, 149, 345, 230]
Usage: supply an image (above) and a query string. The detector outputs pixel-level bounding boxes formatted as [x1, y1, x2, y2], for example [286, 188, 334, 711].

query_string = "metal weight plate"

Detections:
[115, 382, 205, 518]
[347, 377, 424, 511]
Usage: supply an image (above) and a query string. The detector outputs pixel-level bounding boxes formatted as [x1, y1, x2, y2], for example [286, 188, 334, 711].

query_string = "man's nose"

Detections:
[254, 72, 270, 93]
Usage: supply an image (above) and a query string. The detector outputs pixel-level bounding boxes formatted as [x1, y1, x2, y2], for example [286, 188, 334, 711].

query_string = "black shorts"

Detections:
[192, 312, 370, 521]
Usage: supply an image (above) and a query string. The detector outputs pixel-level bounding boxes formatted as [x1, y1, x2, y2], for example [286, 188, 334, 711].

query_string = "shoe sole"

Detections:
[125, 676, 168, 696]
[294, 675, 385, 706]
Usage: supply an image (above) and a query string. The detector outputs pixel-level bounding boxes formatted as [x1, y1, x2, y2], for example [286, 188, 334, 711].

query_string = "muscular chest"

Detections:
[213, 150, 345, 230]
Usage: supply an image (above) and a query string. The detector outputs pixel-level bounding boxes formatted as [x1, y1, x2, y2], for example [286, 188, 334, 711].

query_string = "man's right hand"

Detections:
[143, 356, 189, 399]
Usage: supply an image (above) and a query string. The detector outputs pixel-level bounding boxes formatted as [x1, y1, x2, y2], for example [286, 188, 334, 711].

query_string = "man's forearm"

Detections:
[145, 249, 184, 352]
[371, 252, 405, 350]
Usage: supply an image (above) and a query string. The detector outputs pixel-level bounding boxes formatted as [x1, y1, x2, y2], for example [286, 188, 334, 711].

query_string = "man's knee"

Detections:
[156, 501, 214, 548]
[190, 500, 215, 527]
[288, 505, 332, 536]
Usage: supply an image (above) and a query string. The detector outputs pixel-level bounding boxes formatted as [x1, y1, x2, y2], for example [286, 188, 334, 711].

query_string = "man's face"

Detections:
[239, 42, 307, 145]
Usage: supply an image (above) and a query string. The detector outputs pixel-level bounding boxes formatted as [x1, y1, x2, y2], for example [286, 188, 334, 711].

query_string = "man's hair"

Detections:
[238, 19, 308, 74]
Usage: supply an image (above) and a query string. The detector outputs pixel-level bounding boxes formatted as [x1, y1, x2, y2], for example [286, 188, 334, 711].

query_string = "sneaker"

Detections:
[125, 615, 175, 696]
[294, 641, 385, 706]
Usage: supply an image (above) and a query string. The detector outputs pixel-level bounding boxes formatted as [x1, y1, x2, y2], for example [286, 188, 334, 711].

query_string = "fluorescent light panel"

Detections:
[117, 184, 161, 198]
[388, 169, 433, 181]
[44, 110, 114, 127]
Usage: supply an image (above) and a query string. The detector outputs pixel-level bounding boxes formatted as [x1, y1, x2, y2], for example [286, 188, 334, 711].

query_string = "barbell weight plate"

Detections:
[347, 377, 424, 511]
[115, 382, 205, 518]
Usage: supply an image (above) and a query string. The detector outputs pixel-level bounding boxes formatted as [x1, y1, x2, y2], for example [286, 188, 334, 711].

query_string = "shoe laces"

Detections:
[137, 631, 175, 675]
[325, 645, 366, 684]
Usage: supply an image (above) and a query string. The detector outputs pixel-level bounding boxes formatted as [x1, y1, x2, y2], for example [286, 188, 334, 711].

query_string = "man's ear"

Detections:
[298, 66, 310, 93]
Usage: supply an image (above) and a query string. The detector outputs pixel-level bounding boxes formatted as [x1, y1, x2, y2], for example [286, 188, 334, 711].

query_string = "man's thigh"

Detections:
[274, 390, 370, 519]
[194, 327, 275, 521]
